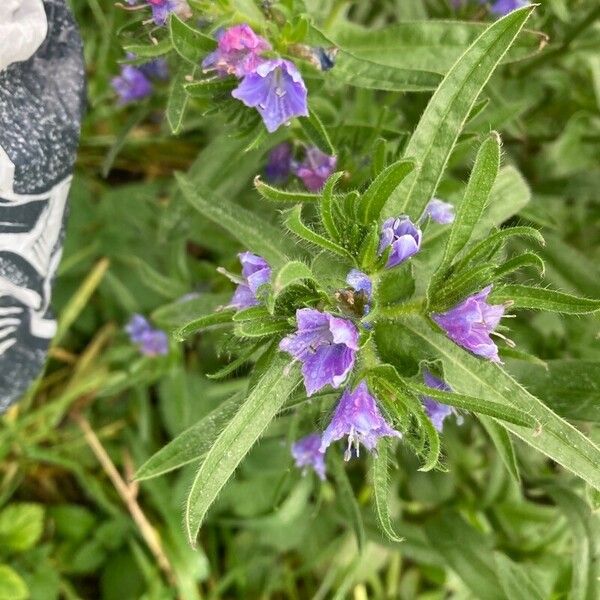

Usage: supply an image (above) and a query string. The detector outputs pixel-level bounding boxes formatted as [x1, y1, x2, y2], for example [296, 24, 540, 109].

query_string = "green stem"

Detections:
[364, 298, 425, 323]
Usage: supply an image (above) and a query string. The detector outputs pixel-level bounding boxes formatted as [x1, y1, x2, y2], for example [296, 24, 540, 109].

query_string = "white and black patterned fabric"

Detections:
[0, 0, 85, 411]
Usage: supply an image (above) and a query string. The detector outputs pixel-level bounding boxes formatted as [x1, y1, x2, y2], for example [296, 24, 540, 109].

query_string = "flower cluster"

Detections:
[202, 24, 309, 132]
[125, 315, 169, 356]
[112, 55, 169, 104]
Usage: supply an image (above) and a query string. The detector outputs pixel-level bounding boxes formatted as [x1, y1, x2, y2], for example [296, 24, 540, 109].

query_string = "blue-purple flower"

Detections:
[112, 65, 153, 104]
[279, 309, 358, 396]
[293, 147, 337, 192]
[421, 370, 462, 432]
[135, 0, 191, 26]
[202, 24, 271, 78]
[229, 252, 271, 309]
[379, 216, 422, 268]
[346, 269, 372, 315]
[291, 433, 326, 480]
[432, 285, 506, 362]
[489, 0, 530, 16]
[320, 381, 402, 460]
[126, 314, 169, 356]
[423, 198, 455, 225]
[232, 59, 309, 133]
[265, 142, 293, 182]
[138, 58, 169, 81]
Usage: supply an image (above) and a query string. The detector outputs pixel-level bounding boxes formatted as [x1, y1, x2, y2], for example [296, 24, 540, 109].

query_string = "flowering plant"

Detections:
[17, 1, 596, 596]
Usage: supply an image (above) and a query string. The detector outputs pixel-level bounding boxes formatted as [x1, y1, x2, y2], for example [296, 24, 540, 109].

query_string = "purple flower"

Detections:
[232, 59, 309, 133]
[202, 24, 271, 78]
[489, 0, 530, 16]
[145, 0, 191, 26]
[423, 198, 455, 225]
[229, 252, 271, 309]
[279, 309, 358, 396]
[265, 142, 293, 182]
[125, 314, 169, 356]
[112, 65, 153, 104]
[293, 147, 337, 192]
[346, 269, 372, 315]
[291, 433, 326, 480]
[421, 370, 462, 432]
[379, 216, 422, 268]
[320, 381, 401, 460]
[138, 58, 169, 81]
[432, 285, 506, 362]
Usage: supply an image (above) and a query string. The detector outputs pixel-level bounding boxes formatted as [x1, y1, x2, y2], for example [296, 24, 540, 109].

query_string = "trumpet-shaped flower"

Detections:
[432, 286, 506, 362]
[291, 433, 326, 480]
[202, 24, 271, 78]
[379, 216, 422, 268]
[421, 370, 462, 431]
[232, 59, 308, 133]
[294, 147, 337, 192]
[229, 252, 271, 309]
[320, 381, 401, 460]
[279, 309, 358, 396]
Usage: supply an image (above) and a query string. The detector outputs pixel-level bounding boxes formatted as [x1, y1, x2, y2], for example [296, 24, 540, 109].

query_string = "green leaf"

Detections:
[152, 292, 230, 330]
[272, 261, 315, 293]
[493, 252, 545, 281]
[490, 285, 600, 314]
[329, 21, 546, 75]
[169, 14, 215, 64]
[493, 553, 545, 600]
[207, 342, 265, 380]
[234, 318, 290, 338]
[546, 486, 600, 600]
[431, 133, 500, 289]
[320, 172, 344, 241]
[384, 7, 535, 220]
[328, 50, 441, 92]
[0, 503, 44, 552]
[454, 226, 545, 272]
[298, 107, 335, 155]
[285, 205, 354, 261]
[185, 356, 301, 545]
[167, 66, 193, 134]
[123, 37, 173, 58]
[408, 381, 535, 427]
[184, 78, 236, 98]
[424, 511, 505, 600]
[508, 360, 600, 422]
[372, 439, 404, 543]
[0, 565, 28, 600]
[357, 159, 416, 224]
[398, 315, 600, 490]
[479, 416, 521, 485]
[135, 392, 246, 480]
[254, 176, 320, 204]
[177, 172, 291, 267]
[330, 452, 366, 552]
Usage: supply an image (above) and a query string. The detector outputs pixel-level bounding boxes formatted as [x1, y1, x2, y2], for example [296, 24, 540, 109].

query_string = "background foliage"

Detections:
[1, 1, 599, 598]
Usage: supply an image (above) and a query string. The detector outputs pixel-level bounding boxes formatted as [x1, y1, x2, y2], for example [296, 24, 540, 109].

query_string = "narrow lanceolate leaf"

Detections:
[384, 7, 535, 221]
[546, 486, 600, 600]
[494, 553, 545, 600]
[299, 107, 335, 155]
[177, 173, 291, 267]
[432, 134, 500, 287]
[320, 172, 344, 241]
[329, 50, 441, 92]
[490, 285, 600, 314]
[254, 176, 320, 203]
[184, 78, 236, 98]
[285, 205, 354, 261]
[272, 261, 315, 293]
[123, 37, 173, 58]
[408, 382, 534, 427]
[135, 392, 246, 480]
[169, 14, 215, 64]
[400, 316, 600, 490]
[173, 311, 234, 341]
[372, 439, 404, 543]
[185, 356, 301, 545]
[493, 252, 545, 281]
[357, 159, 416, 224]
